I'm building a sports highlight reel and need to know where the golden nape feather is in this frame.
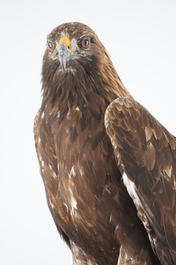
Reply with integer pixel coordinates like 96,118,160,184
34,22,176,265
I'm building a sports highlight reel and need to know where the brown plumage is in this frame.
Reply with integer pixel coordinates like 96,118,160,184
34,22,176,264
105,98,176,264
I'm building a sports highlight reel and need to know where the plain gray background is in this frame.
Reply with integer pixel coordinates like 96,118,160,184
0,0,176,264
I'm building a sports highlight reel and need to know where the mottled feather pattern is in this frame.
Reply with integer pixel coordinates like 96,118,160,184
105,97,176,264
34,22,175,265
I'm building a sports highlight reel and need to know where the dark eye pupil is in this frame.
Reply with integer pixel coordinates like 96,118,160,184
48,42,52,48
84,39,89,46
48,42,54,49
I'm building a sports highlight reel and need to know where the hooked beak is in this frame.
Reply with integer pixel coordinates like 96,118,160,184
59,37,71,71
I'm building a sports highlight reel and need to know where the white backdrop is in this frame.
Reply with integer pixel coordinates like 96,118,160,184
0,0,176,264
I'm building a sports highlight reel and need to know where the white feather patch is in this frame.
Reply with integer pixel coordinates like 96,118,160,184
69,166,76,177
68,186,78,217
49,199,55,209
122,173,142,209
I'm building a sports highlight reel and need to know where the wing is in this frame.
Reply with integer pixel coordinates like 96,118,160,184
105,97,176,264
33,108,70,247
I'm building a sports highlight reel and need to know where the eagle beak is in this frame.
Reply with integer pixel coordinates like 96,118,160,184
59,37,71,71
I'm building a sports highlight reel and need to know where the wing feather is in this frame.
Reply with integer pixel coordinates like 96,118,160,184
105,97,176,263
33,108,71,247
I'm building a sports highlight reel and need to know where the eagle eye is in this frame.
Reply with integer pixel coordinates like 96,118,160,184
47,41,55,50
81,38,91,49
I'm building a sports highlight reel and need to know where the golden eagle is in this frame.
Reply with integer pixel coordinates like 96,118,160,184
34,22,176,265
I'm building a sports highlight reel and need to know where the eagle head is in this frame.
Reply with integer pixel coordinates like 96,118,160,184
41,22,130,109
43,22,105,73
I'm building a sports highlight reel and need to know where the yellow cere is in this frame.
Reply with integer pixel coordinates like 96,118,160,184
59,37,71,53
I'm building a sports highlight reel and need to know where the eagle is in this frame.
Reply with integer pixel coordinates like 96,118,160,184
34,22,176,265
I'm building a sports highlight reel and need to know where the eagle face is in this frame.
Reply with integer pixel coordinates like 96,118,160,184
44,22,103,73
